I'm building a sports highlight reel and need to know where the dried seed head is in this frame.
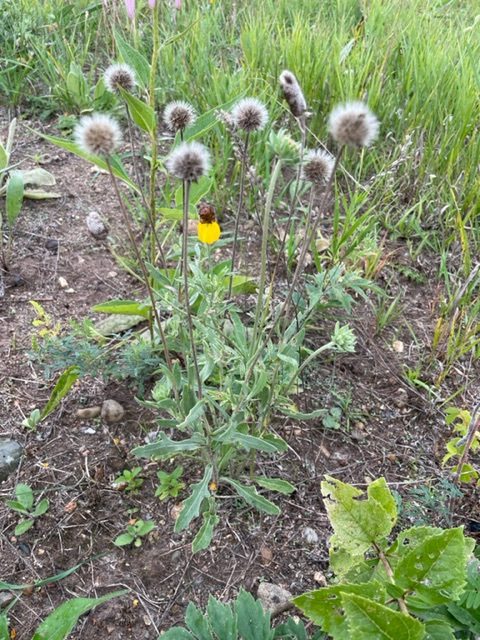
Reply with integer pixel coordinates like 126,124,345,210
166,141,211,182
302,149,335,185
104,63,136,94
74,114,122,157
163,101,196,132
231,98,268,133
279,70,307,118
328,101,379,148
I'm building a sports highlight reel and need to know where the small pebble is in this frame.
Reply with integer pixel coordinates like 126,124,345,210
58,276,69,288
302,527,319,545
392,340,404,353
101,399,125,424
257,582,292,612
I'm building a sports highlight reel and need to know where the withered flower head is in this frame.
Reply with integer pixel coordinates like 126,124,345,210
302,149,335,185
163,101,196,132
74,114,122,157
231,98,268,133
328,101,379,148
104,63,136,94
279,70,307,118
165,141,211,181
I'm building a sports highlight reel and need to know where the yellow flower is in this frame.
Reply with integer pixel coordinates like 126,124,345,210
198,220,221,244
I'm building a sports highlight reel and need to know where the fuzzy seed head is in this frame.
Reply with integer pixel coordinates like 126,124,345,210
302,149,335,185
163,101,196,132
279,70,307,118
166,141,211,182
104,64,136,94
74,114,122,157
231,98,268,133
328,101,379,148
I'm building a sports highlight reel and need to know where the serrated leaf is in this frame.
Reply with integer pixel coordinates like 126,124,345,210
192,508,219,554
159,629,195,640
92,299,151,318
185,602,213,640
119,88,156,134
294,583,385,638
31,591,126,640
394,527,472,605
41,366,79,420
175,466,212,532
133,433,204,460
207,596,237,640
15,519,35,536
255,478,296,495
6,170,24,227
322,477,397,571
342,593,425,640
236,589,274,640
225,479,281,516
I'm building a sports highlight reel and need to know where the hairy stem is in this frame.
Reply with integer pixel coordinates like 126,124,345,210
228,132,250,298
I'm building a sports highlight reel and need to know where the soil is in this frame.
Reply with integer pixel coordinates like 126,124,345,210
1,112,479,639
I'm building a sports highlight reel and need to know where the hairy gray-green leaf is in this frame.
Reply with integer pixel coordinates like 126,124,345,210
6,170,24,227
225,479,281,516
175,466,212,532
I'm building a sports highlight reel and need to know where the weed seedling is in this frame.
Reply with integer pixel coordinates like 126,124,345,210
6,483,49,536
113,467,144,493
155,466,185,501
114,519,155,548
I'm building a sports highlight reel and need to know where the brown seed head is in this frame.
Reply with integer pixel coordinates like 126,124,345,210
74,114,122,157
302,149,335,185
163,101,196,132
104,64,136,94
166,141,211,182
231,98,268,133
279,70,307,118
328,101,379,148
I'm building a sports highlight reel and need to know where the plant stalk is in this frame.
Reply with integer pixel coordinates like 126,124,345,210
228,132,250,298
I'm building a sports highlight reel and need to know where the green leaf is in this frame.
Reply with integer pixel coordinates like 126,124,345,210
14,519,35,536
394,527,472,605
92,299,151,318
321,477,397,571
278,406,327,420
231,432,281,453
119,88,156,134
175,466,213,532
177,399,206,431
0,142,7,172
185,602,213,640
114,31,150,88
236,589,273,640
132,433,204,460
225,479,281,516
16,483,34,510
23,189,61,200
114,533,134,547
294,583,385,638
175,175,213,210
31,130,139,193
342,593,425,640
424,619,456,640
0,558,89,590
255,478,296,495
6,170,24,227
17,168,56,186
32,591,126,640
158,207,184,221
5,500,29,514
41,366,79,420
224,275,257,295
192,508,219,554
207,596,237,640
33,498,49,517
0,614,8,640
136,520,156,536
159,629,195,640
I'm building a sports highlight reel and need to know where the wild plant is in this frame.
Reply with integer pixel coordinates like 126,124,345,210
113,467,144,493
114,518,156,548
155,465,185,501
6,483,49,536
42,2,378,551
443,404,480,485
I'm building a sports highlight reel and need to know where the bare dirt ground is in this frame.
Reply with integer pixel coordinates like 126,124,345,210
1,113,479,639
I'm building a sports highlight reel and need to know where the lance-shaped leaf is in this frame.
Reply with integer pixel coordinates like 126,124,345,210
41,366,79,420
192,500,219,554
175,466,213,532
92,299,151,318
224,479,280,516
132,433,205,460
119,88,156,134
6,171,24,227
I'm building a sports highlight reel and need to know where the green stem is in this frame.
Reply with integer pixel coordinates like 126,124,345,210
228,132,250,298
148,1,161,265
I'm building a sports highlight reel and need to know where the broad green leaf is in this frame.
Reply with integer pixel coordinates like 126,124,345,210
175,175,213,209
182,96,241,142
16,483,34,510
236,589,274,640
41,366,79,420
32,130,139,193
192,508,219,554
177,399,206,431
322,477,397,569
32,591,126,640
231,432,281,453
225,275,257,295
132,433,204,460
159,629,194,640
119,88,156,134
175,466,213,532
114,31,150,88
294,583,385,638
137,520,156,536
33,498,49,517
158,207,183,221
424,619,456,640
0,615,8,640
0,142,7,172
185,602,213,640
113,533,134,547
342,593,425,640
92,299,151,318
225,479,281,516
255,477,296,495
207,596,237,640
15,519,35,536
394,527,473,605
5,500,29,514
17,168,55,186
94,313,146,336
6,170,24,227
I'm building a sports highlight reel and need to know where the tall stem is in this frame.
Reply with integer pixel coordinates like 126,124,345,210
106,159,178,402
182,180,203,400
228,132,250,298
148,1,161,265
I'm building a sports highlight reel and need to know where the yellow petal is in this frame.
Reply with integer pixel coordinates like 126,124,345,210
198,221,221,244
